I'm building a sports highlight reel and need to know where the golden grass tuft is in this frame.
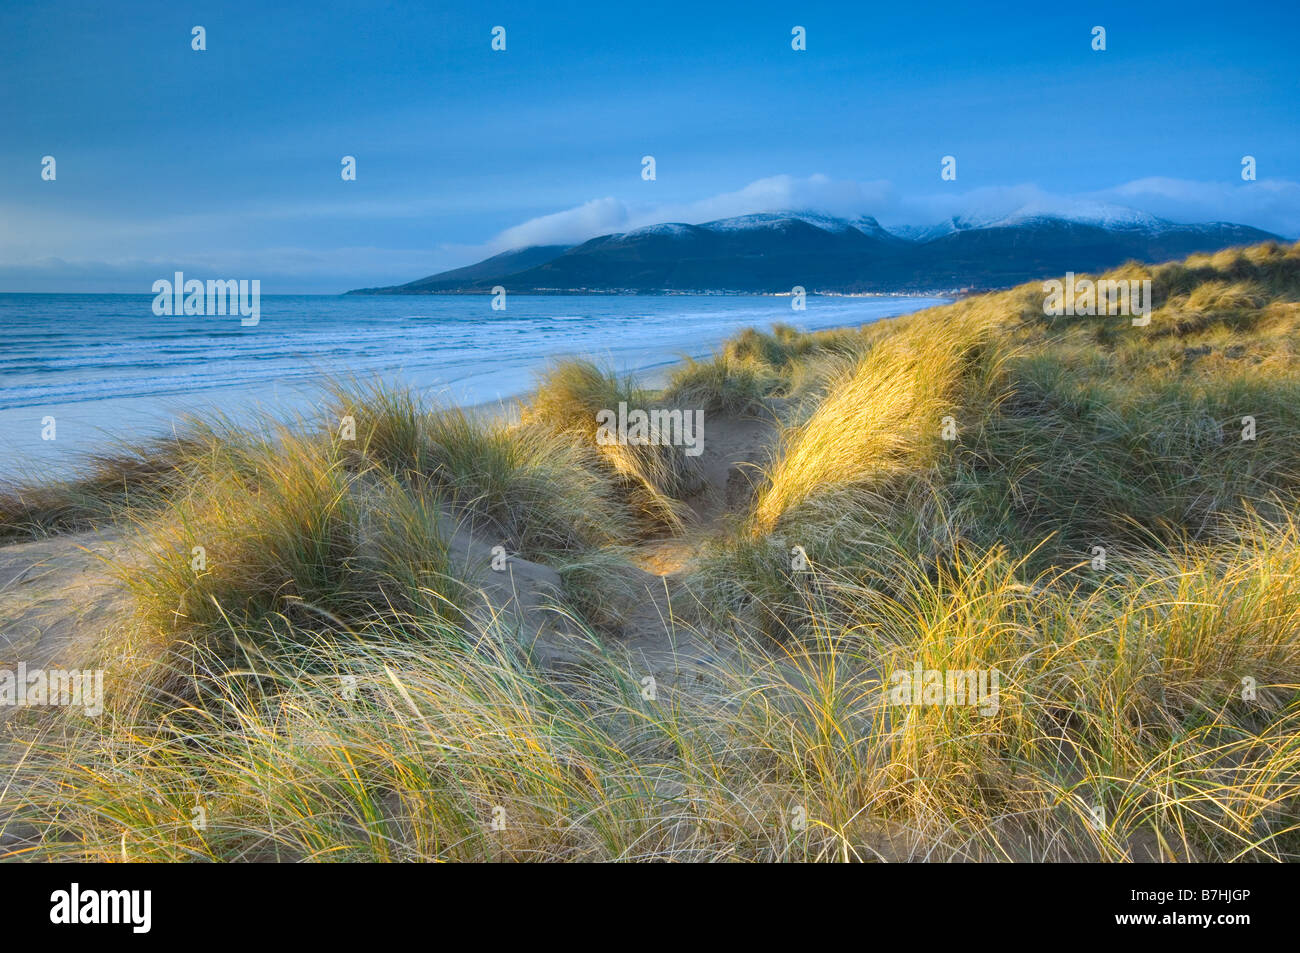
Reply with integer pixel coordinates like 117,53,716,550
523,360,703,530
752,304,1002,533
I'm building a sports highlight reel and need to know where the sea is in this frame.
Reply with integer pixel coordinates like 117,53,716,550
0,293,948,482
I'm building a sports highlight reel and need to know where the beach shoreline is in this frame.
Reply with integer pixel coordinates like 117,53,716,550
0,295,950,485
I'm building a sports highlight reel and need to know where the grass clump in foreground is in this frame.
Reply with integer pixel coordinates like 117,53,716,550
523,359,704,531
3,241,1300,861
663,352,783,416
9,519,1300,861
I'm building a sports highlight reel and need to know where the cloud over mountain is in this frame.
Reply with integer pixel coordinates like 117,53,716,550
478,175,1300,259
4,174,1295,293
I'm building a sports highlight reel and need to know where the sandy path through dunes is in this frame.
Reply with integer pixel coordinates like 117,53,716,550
0,409,782,698
0,528,131,673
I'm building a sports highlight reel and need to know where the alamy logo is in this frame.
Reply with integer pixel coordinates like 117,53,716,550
595,402,704,457
887,663,1000,716
50,883,151,933
1,663,103,716
1042,272,1152,326
152,271,260,326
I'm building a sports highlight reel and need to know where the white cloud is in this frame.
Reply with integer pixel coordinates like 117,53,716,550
481,175,897,253
1098,177,1300,234
491,197,631,249
468,174,1299,257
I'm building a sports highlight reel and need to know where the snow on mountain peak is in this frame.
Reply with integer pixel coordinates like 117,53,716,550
622,222,698,238
702,211,855,232
616,203,1189,245
990,201,1170,232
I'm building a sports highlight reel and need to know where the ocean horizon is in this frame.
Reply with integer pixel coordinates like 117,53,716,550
0,292,948,481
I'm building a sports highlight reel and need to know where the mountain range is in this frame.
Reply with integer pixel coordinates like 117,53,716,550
346,206,1282,296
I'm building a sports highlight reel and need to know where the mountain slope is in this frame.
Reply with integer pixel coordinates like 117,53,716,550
349,244,573,294
347,209,1282,295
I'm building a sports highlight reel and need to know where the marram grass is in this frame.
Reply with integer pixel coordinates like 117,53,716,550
6,523,1299,861
3,241,1300,861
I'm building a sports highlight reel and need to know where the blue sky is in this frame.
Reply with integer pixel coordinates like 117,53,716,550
2,0,1297,292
